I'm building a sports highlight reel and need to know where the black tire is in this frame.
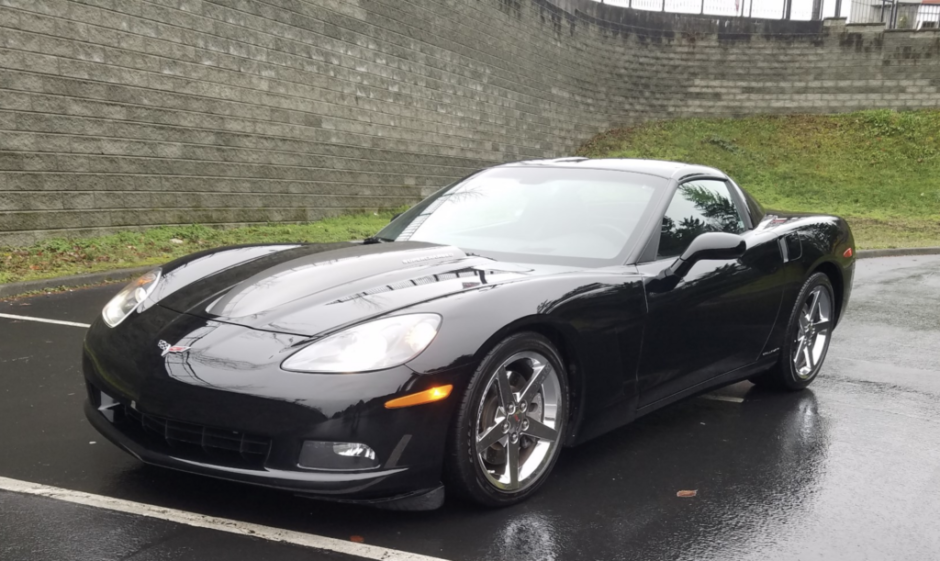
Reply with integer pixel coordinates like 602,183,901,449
751,272,835,391
443,332,569,507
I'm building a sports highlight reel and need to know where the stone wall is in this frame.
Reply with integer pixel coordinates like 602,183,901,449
1,0,938,246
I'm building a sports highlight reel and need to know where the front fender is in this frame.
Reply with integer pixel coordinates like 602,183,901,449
403,270,648,442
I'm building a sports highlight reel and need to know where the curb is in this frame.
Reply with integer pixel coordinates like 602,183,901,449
0,266,152,299
856,247,940,259
2,247,939,300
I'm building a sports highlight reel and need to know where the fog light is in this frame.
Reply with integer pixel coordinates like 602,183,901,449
298,441,379,471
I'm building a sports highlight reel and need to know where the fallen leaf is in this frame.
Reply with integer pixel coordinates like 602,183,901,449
350,535,365,543
677,490,697,498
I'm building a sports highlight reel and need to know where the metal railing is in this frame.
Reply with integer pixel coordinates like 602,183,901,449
848,0,940,29
594,0,940,28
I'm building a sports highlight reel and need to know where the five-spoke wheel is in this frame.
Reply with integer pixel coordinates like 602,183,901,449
474,351,562,492
793,285,832,379
445,333,568,506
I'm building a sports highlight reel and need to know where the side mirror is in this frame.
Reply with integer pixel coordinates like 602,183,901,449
659,232,747,284
648,232,746,293
668,232,746,279
680,231,746,263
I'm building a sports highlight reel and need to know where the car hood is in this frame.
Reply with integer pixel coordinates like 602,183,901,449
154,241,557,337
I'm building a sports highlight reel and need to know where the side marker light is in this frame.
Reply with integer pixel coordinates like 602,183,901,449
385,385,453,409
843,248,853,258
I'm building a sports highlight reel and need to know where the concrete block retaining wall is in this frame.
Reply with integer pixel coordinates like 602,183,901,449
0,0,937,245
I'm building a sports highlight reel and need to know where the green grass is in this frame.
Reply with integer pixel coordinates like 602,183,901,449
577,109,940,250
0,209,406,285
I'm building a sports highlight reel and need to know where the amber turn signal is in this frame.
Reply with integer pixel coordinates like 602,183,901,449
385,385,453,409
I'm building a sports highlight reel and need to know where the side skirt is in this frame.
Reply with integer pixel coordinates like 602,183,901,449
635,357,777,418
566,357,777,447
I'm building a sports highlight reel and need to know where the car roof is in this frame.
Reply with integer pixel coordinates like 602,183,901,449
500,157,727,181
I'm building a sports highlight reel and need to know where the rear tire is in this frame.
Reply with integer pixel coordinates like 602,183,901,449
751,272,835,391
443,332,568,507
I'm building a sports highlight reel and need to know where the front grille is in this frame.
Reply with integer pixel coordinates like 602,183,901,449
121,405,271,463
92,384,272,469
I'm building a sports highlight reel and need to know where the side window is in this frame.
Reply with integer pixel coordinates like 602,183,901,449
658,180,746,259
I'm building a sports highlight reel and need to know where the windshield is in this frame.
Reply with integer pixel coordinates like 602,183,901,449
375,166,666,267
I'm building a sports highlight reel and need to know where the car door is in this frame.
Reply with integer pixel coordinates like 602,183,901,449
634,178,785,407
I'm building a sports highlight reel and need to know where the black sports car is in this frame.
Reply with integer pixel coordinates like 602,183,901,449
83,158,855,510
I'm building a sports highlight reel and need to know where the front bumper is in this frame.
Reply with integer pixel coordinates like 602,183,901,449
84,398,416,496
82,306,465,508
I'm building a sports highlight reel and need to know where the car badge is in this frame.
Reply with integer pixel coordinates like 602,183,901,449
158,340,191,356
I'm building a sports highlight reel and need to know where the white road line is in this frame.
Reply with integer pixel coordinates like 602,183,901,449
699,394,745,404
0,313,91,328
0,476,447,561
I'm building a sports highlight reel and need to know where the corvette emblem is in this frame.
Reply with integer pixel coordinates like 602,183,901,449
158,340,190,357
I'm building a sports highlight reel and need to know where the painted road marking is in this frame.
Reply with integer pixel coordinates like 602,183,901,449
0,313,91,329
0,476,447,561
699,394,745,404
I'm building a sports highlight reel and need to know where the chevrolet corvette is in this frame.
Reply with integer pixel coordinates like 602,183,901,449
82,158,855,510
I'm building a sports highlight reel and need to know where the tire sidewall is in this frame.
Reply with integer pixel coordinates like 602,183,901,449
446,332,569,507
779,273,835,390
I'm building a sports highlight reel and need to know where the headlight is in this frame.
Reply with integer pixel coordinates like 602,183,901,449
282,314,441,373
102,269,161,327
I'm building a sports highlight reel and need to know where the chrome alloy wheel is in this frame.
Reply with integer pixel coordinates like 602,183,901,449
792,286,832,379
474,351,563,492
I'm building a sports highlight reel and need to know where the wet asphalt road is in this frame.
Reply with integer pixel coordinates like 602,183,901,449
1,255,939,561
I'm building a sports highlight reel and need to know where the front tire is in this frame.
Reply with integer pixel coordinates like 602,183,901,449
752,272,835,391
444,332,568,507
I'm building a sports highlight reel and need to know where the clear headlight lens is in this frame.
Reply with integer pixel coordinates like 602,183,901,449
282,314,441,373
102,269,161,327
